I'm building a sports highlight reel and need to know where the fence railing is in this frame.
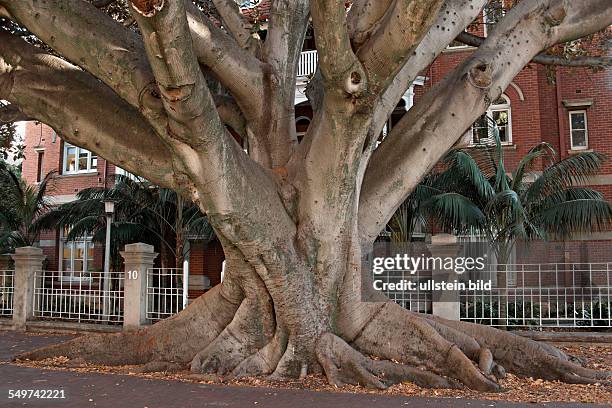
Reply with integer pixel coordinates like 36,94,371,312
33,271,124,324
0,270,14,318
460,263,612,327
146,268,187,323
297,50,318,79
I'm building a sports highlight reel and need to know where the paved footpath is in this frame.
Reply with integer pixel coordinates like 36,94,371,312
0,331,606,408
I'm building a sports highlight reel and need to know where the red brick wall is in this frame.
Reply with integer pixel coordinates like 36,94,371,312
188,239,224,298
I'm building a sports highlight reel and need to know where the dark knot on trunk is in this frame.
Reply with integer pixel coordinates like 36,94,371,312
467,61,494,90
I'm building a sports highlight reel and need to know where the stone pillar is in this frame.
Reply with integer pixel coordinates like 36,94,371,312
428,234,462,321
11,247,46,330
120,243,157,330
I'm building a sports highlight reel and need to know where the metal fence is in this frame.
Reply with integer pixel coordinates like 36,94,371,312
33,271,124,324
146,268,188,323
376,268,432,313
460,263,612,327
0,270,14,318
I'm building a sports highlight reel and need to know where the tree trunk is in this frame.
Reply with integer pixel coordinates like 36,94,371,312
4,0,611,392
16,165,610,389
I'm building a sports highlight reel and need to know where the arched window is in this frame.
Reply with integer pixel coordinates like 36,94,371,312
472,94,512,144
295,116,312,142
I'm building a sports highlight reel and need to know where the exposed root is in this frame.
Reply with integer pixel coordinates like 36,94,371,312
422,314,611,384
230,327,288,378
269,340,313,381
190,294,274,375
352,302,501,391
15,285,240,366
316,332,458,389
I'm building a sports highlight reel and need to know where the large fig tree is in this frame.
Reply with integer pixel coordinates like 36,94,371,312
1,0,611,390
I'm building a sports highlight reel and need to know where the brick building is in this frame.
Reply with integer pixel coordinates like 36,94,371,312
20,121,225,299
17,5,611,298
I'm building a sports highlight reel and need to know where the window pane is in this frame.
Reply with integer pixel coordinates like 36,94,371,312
78,149,89,171
493,110,509,142
74,243,85,260
497,125,508,142
572,130,587,148
63,260,72,272
73,260,84,272
65,146,77,172
571,113,585,130
472,115,489,144
91,155,98,170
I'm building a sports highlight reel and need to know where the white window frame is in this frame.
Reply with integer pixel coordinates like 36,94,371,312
59,228,94,282
470,94,512,145
62,143,98,175
447,40,470,50
569,110,589,150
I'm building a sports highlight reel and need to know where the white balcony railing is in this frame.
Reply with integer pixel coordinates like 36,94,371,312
297,50,318,79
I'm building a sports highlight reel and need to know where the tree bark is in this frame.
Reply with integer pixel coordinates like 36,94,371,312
4,0,612,391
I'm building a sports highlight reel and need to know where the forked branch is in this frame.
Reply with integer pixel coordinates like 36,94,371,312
129,0,225,147
211,0,255,49
359,0,612,245
0,32,176,188
357,0,444,93
310,0,367,96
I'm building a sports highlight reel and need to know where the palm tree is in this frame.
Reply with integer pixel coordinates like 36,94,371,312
36,175,215,270
0,160,54,253
391,130,612,264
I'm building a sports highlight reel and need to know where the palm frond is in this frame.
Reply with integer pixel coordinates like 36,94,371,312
421,192,485,233
512,142,556,191
534,199,612,239
526,152,605,203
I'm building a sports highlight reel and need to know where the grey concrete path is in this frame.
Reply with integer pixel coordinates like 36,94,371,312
0,330,606,408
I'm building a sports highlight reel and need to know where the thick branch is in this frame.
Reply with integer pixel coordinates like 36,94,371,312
211,0,254,49
0,104,31,124
359,0,612,244
347,0,395,48
369,0,488,147
259,0,310,167
129,1,298,261
184,1,266,123
357,0,444,93
457,31,612,68
310,0,367,96
129,0,224,148
1,0,163,122
0,32,176,188
213,94,247,137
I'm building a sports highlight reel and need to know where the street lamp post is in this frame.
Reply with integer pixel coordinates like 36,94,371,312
103,199,115,318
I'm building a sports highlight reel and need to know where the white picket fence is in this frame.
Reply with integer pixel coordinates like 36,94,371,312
0,270,14,318
32,270,124,324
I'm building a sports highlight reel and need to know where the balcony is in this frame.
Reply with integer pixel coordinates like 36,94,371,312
297,50,318,80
